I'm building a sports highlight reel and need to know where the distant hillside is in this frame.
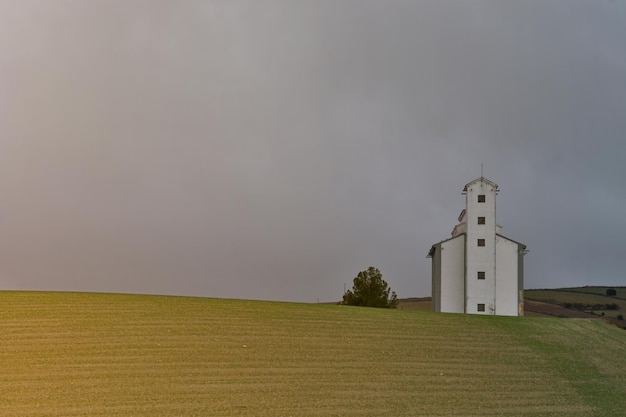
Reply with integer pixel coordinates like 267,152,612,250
1,290,625,416
525,286,626,326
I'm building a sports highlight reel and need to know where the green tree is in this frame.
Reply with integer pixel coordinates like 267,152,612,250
342,267,398,308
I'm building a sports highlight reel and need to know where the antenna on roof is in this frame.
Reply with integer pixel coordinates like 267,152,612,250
481,162,484,177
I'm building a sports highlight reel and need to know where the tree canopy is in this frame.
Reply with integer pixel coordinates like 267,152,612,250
342,267,398,308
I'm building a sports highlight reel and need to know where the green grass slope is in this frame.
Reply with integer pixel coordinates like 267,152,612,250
1,291,625,417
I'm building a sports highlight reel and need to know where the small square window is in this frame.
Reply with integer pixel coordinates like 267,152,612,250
478,195,485,203
477,271,485,280
477,304,485,312
478,217,485,225
477,239,485,247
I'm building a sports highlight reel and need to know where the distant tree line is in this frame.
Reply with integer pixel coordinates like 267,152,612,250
561,302,619,311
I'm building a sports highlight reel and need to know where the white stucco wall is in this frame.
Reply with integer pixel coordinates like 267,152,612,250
465,178,497,314
439,235,465,313
495,236,520,316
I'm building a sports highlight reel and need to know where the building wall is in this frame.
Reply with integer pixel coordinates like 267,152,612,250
464,178,497,314
517,243,525,316
495,236,520,316
431,243,442,312
438,235,465,313
429,176,525,316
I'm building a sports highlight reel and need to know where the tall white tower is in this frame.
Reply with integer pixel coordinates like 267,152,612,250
464,177,498,314
428,177,526,316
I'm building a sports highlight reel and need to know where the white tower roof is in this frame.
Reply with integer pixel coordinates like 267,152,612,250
462,176,499,192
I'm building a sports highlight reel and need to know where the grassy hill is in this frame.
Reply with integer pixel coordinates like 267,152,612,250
1,291,625,416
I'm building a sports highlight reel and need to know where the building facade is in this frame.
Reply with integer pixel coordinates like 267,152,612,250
428,177,527,316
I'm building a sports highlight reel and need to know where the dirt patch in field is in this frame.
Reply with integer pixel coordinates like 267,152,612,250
605,317,626,330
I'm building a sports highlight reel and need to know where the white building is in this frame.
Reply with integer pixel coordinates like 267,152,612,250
428,177,527,316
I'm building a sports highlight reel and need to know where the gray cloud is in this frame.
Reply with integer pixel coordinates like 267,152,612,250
1,0,624,301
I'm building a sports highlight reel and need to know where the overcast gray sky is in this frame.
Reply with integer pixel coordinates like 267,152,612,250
1,0,625,302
